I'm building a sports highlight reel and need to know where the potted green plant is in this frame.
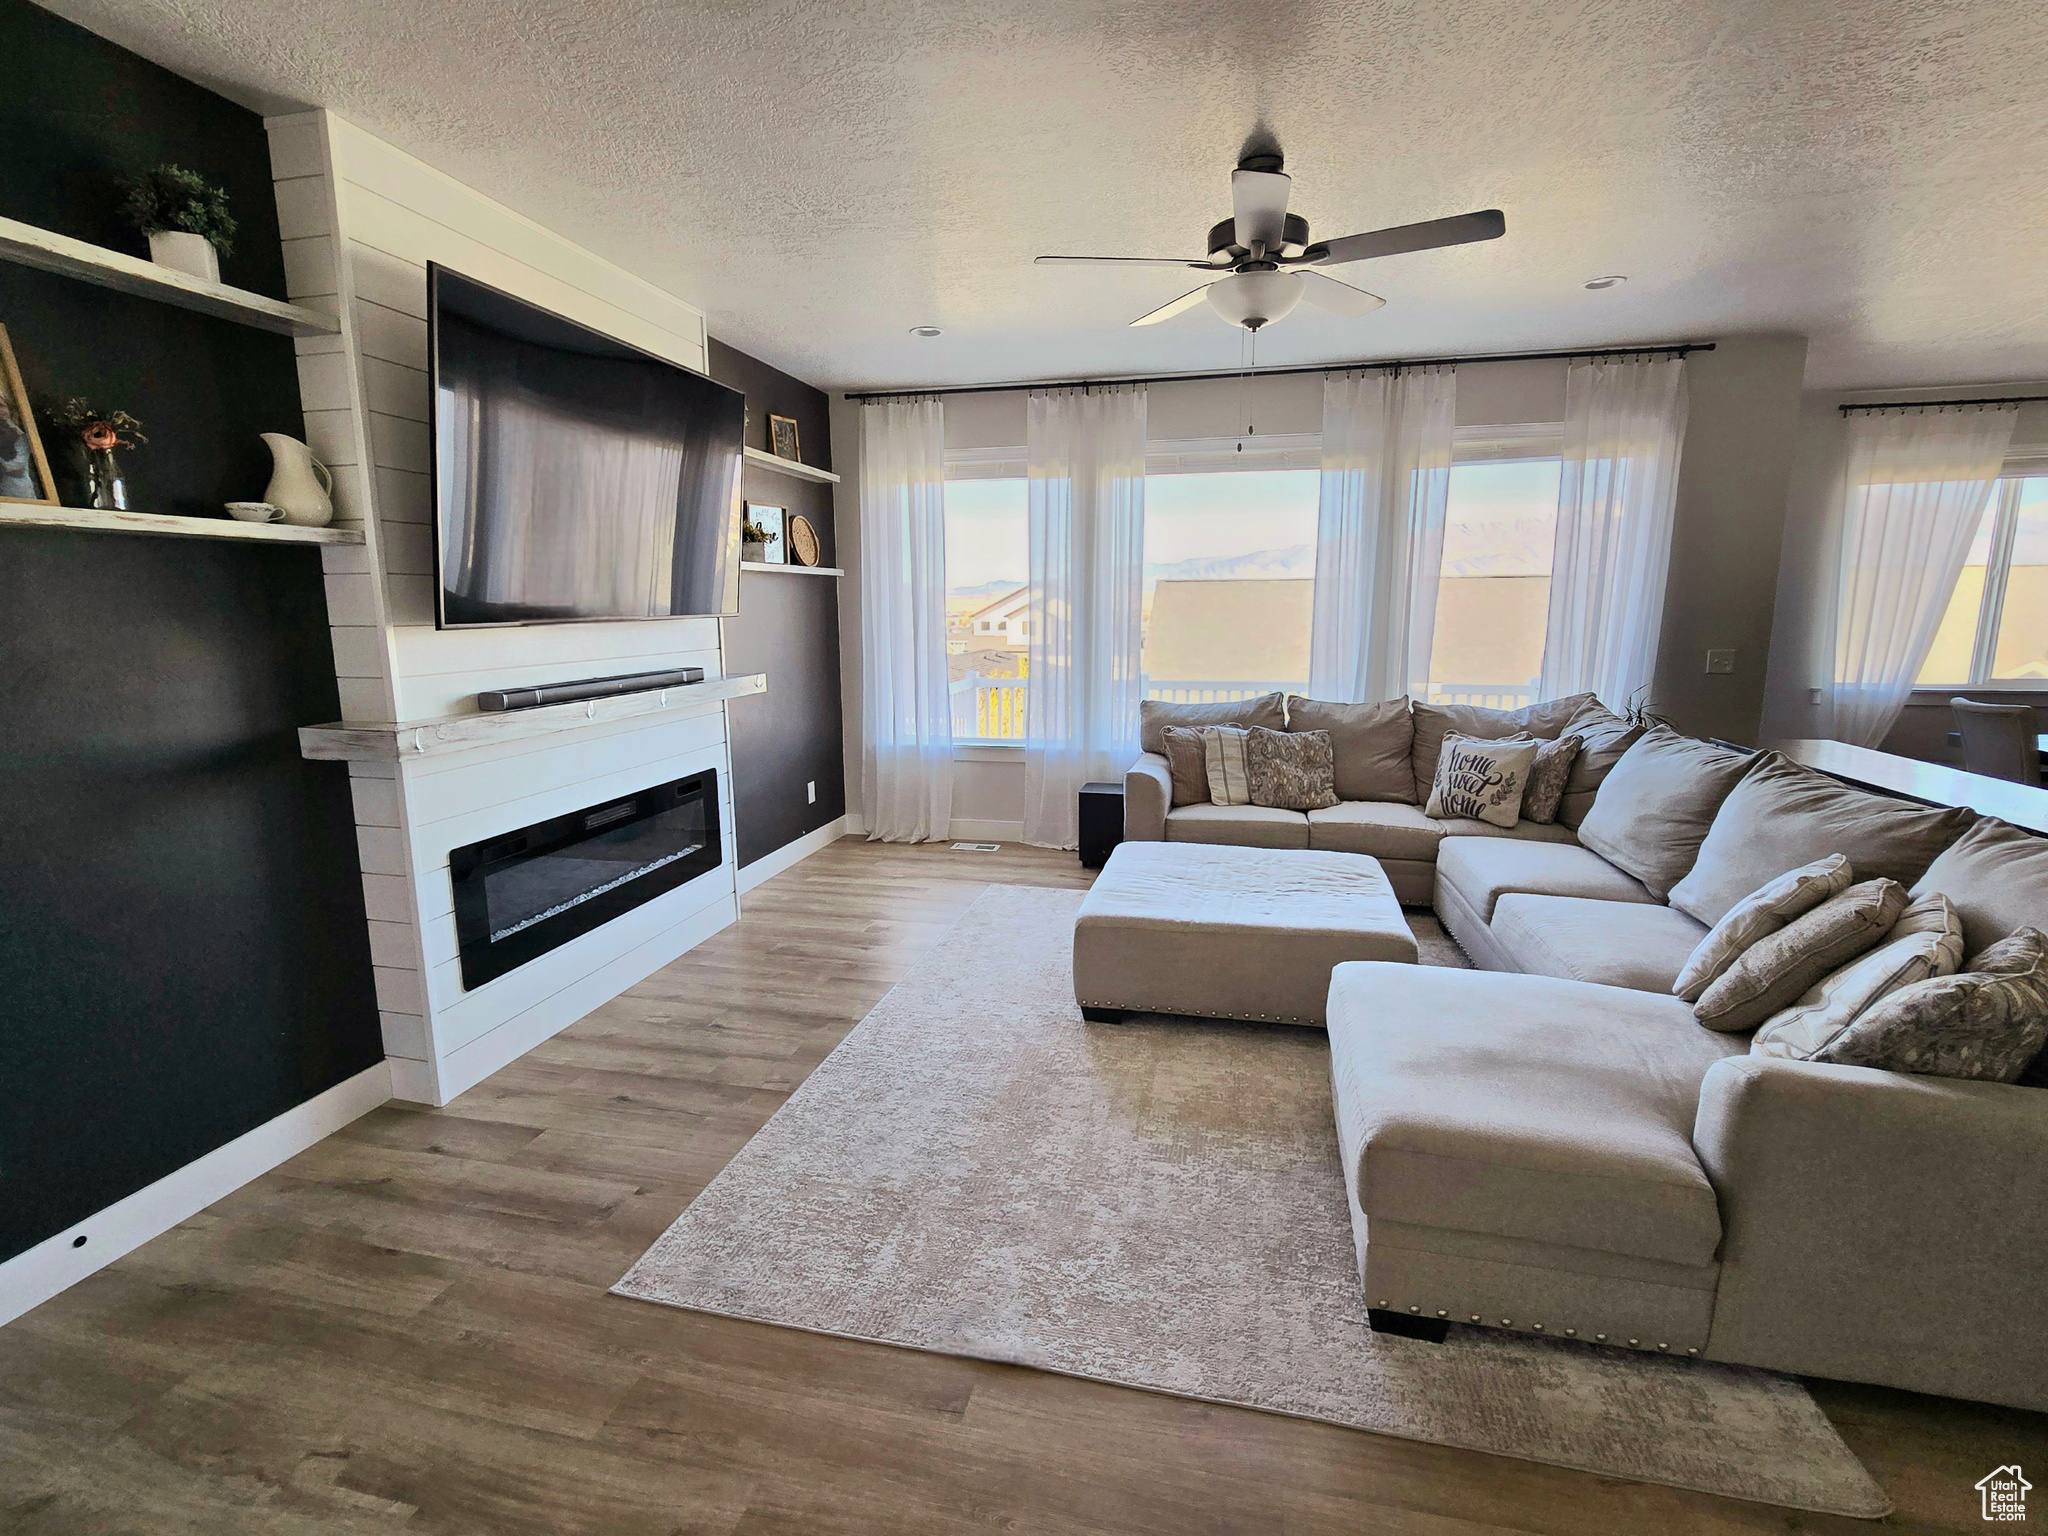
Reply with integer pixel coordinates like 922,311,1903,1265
49,399,146,510
741,514,779,563
118,165,237,283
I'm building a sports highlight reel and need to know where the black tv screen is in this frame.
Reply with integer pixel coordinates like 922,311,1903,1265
429,264,744,627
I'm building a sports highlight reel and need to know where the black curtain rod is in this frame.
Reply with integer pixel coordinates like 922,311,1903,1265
843,341,1715,403
1840,394,2048,414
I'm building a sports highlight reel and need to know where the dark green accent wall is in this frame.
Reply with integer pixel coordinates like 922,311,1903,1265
0,0,382,1265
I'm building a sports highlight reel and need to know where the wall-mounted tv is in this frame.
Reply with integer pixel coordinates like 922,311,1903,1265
429,263,744,627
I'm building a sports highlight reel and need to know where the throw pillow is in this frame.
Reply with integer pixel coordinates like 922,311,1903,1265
1158,726,1211,808
1521,735,1583,825
1408,693,1593,806
1576,726,1757,901
1816,928,2048,1081
1140,693,1286,756
1283,696,1415,803
1693,877,1908,1033
1672,854,1854,1003
1245,726,1339,811
1667,752,1974,927
1751,894,1965,1060
1909,815,2048,958
1424,733,1540,829
1554,698,1648,829
1200,726,1253,807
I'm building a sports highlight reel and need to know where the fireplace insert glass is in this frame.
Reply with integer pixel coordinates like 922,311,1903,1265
450,771,720,990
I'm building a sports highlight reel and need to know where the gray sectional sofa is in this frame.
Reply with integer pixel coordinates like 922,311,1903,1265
1120,691,2048,1411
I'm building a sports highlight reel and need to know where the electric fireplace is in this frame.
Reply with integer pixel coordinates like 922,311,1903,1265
450,770,721,990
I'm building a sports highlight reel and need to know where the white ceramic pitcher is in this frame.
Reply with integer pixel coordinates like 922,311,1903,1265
261,433,334,528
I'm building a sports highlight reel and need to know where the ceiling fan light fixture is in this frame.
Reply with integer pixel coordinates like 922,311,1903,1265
909,324,945,337
1206,270,1304,330
1583,275,1627,290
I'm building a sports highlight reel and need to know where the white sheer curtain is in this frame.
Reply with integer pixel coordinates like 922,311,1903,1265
1308,366,1457,703
1023,385,1147,849
1827,405,2017,747
858,396,954,841
1540,355,1690,711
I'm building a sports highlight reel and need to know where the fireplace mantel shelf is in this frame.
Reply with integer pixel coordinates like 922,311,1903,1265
298,673,768,762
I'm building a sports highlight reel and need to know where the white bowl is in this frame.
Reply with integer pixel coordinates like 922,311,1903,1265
225,501,285,523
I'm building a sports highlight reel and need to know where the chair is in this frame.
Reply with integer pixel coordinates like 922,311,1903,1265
1951,697,2042,785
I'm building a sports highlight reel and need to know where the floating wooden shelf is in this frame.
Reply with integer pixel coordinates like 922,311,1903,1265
743,446,840,484
740,561,843,576
0,503,364,545
299,673,769,762
0,215,340,338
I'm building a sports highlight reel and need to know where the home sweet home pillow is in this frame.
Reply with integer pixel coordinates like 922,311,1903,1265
1424,733,1539,829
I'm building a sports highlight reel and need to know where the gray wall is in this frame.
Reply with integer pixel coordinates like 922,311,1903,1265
1650,335,1809,744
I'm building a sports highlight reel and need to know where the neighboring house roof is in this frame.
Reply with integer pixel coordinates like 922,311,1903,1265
1144,578,1312,683
968,586,1030,623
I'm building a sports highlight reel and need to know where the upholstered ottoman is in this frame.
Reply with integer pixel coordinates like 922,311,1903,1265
1072,841,1417,1026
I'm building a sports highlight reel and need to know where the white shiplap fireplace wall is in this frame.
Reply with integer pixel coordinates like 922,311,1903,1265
269,110,742,1106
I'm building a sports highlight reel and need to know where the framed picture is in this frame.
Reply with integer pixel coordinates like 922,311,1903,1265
743,501,787,564
0,325,57,506
768,413,801,463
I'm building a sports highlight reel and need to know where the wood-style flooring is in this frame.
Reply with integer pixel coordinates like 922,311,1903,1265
3,837,2042,1534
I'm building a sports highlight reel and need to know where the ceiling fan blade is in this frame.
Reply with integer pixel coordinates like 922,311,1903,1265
1129,282,1220,327
1035,254,1210,267
1231,169,1292,251
1299,209,1506,267
1297,270,1386,317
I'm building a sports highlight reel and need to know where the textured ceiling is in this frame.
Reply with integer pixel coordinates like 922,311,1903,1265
42,0,2048,391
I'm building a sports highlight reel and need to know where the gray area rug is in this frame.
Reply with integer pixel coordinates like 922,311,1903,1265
616,884,1889,1518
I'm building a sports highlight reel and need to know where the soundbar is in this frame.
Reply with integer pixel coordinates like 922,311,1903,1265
477,666,706,713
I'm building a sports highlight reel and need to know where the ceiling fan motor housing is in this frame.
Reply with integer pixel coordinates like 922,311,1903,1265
1208,213,1309,262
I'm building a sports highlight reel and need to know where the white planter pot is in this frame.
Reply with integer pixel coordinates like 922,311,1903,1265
148,231,220,284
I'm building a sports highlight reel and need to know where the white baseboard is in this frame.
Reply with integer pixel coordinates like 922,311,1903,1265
949,818,1026,842
835,813,1030,845
0,1061,392,1328
737,815,849,894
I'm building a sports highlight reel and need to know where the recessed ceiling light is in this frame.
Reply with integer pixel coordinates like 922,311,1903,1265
1583,275,1627,290
910,325,944,338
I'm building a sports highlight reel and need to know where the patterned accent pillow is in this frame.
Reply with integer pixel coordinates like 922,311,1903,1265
1159,726,1211,808
1424,733,1540,829
1245,726,1339,811
1694,878,1908,1033
1751,894,1965,1060
1817,928,2048,1081
1673,854,1855,1003
1200,725,1252,807
1521,734,1584,825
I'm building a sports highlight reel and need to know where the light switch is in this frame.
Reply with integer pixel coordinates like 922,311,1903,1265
806,780,817,804
1705,648,1737,675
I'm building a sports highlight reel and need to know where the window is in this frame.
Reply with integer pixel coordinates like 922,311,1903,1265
943,477,1028,741
1142,467,1320,703
1915,472,2048,686
1428,449,1563,709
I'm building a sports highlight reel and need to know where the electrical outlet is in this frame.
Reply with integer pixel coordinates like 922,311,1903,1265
806,780,816,804
1705,648,1737,675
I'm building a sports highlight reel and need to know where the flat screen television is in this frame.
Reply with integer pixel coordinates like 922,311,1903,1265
429,263,744,627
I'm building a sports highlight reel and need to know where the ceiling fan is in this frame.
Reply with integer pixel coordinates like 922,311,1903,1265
1035,150,1505,331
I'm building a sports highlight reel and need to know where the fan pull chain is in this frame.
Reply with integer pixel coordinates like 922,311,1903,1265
1235,327,1259,451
